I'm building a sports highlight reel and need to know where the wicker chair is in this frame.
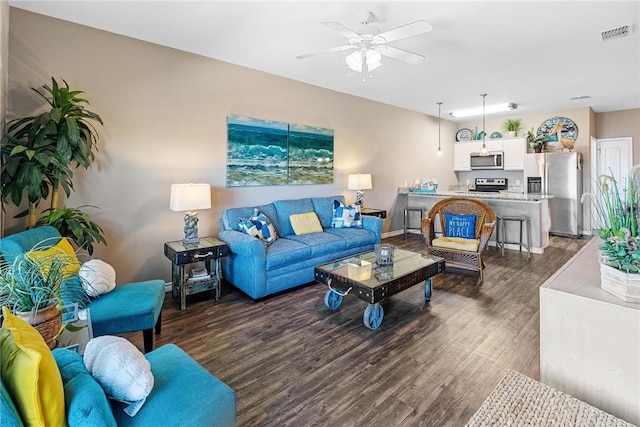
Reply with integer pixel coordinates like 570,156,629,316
421,197,496,282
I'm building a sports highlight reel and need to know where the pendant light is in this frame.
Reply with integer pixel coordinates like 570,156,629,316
436,102,443,157
480,93,488,155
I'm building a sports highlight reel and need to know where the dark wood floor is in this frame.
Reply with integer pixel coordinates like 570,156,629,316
123,234,589,426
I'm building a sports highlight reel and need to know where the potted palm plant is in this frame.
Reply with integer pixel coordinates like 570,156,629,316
502,118,522,137
0,240,87,348
582,167,640,302
1,77,106,254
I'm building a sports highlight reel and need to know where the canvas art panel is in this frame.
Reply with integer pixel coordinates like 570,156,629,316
227,115,334,187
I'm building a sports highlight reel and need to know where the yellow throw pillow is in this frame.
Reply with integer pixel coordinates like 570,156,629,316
432,236,480,252
0,306,67,427
26,238,81,278
290,212,323,235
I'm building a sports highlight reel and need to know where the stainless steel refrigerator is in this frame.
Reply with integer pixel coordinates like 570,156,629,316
524,152,583,237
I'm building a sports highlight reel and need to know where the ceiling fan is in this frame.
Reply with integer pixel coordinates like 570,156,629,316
297,12,433,80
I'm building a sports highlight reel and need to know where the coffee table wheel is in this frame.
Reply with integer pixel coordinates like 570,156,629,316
324,288,343,311
363,303,384,330
425,278,432,302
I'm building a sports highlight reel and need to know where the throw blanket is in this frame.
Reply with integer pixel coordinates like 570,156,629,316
79,259,116,297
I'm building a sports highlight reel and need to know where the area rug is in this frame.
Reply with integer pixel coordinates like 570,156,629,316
466,370,636,427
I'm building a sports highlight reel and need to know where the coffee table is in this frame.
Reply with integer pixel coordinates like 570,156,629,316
314,249,445,330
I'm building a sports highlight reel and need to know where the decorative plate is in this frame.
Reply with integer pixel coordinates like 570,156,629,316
476,131,486,140
490,132,502,139
536,116,578,149
456,128,473,142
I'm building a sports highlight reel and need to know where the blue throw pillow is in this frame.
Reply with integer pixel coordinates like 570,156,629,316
331,200,362,228
444,213,476,239
238,209,278,245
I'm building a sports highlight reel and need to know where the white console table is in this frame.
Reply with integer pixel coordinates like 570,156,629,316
540,237,640,426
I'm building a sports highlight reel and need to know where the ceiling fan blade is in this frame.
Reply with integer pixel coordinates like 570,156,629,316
379,45,424,64
296,45,353,60
377,20,433,43
321,21,361,39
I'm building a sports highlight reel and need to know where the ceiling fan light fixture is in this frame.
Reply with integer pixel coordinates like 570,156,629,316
345,48,382,73
449,102,517,118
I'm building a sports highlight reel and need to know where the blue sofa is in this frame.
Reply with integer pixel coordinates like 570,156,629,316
219,195,383,299
0,344,236,426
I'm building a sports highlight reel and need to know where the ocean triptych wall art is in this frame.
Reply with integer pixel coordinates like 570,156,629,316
226,115,334,187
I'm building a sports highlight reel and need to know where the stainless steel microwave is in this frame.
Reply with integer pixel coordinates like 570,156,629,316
470,151,504,170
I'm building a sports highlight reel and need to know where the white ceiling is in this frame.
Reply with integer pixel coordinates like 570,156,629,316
9,1,640,120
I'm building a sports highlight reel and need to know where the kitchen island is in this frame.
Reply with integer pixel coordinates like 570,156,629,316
406,190,552,254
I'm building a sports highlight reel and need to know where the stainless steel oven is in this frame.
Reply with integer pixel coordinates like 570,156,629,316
470,152,503,170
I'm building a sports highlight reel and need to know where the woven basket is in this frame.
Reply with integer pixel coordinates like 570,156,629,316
16,304,63,349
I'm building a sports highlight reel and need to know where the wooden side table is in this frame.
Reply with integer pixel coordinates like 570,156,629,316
164,237,228,310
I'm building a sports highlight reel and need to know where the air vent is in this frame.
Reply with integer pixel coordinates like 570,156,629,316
600,23,634,41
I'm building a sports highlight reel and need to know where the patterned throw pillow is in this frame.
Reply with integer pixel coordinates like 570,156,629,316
331,200,362,228
238,209,278,245
444,213,477,239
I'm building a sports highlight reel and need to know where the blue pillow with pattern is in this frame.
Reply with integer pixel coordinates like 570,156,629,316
238,209,278,245
444,213,476,239
331,200,362,228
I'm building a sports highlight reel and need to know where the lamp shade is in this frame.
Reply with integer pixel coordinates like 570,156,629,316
169,183,211,212
347,174,372,191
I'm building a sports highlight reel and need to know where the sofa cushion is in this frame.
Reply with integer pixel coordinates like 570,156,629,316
290,212,323,235
324,227,377,250
284,232,346,257
445,213,476,239
331,200,362,228
264,238,311,270
0,307,66,427
433,236,480,252
312,196,345,228
52,349,117,427
84,336,154,417
222,203,278,234
274,198,315,236
238,209,278,245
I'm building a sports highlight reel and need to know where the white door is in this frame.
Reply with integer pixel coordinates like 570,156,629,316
589,136,633,231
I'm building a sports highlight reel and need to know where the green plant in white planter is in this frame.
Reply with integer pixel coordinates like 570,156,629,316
502,118,522,137
582,166,640,302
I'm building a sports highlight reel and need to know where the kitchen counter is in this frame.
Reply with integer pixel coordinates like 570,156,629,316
408,190,553,202
404,191,551,253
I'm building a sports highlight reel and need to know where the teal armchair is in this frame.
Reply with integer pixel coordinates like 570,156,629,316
0,226,165,353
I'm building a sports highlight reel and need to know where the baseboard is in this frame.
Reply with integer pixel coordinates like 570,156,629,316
164,282,172,293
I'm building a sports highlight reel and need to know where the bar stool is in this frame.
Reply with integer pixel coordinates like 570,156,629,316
404,207,425,239
496,215,531,259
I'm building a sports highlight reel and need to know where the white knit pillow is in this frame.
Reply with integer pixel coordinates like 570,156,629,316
79,259,116,297
84,336,154,416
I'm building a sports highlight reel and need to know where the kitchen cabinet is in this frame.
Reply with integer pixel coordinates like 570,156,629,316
453,142,472,171
453,140,503,171
502,137,526,170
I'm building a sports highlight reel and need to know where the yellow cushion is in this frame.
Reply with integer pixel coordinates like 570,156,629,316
26,238,80,278
432,236,480,252
0,306,67,426
290,212,323,235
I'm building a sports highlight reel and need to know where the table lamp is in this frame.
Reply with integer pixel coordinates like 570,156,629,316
348,173,372,207
170,183,211,245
